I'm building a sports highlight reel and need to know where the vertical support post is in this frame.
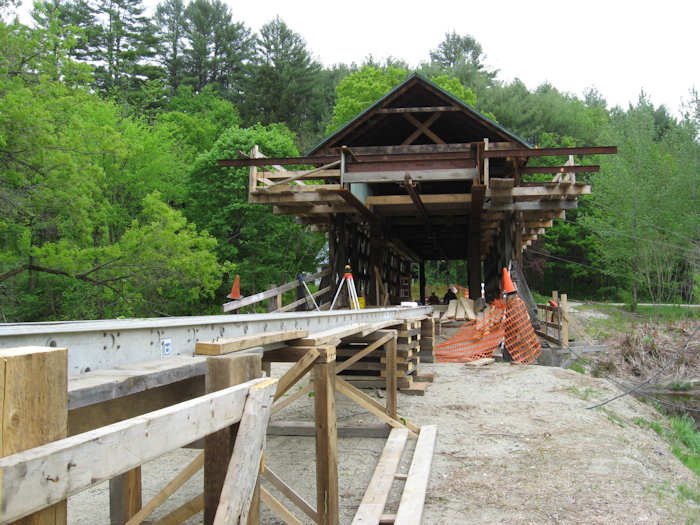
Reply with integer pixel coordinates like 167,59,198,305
385,333,398,419
340,150,345,187
514,214,522,263
204,353,262,525
483,138,490,187
267,284,281,312
0,346,68,525
248,144,259,203
551,290,559,340
314,346,339,525
110,468,142,525
295,279,307,312
560,293,569,348
419,261,426,304
469,185,485,300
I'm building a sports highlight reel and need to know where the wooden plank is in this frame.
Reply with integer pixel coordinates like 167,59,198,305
351,429,409,525
344,169,476,183
268,160,341,187
0,346,68,525
205,354,261,525
126,453,204,525
196,330,309,356
366,194,471,206
385,336,398,420
482,146,617,158
277,286,331,313
444,300,457,319
213,378,277,525
262,467,317,522
153,493,204,525
377,106,459,113
315,357,339,525
0,378,268,523
290,323,368,346
260,486,304,525
274,348,320,400
267,422,390,438
335,378,419,436
110,467,142,525
394,425,437,525
335,333,394,374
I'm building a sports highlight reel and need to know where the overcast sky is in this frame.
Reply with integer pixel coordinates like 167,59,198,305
230,0,699,116
18,0,699,116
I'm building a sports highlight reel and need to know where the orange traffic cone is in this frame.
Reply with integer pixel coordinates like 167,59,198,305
502,268,517,294
227,275,241,300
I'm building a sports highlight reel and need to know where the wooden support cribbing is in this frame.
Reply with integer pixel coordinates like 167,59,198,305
560,294,569,348
0,346,68,525
314,346,339,525
110,467,142,525
385,333,398,420
469,185,485,300
204,353,262,525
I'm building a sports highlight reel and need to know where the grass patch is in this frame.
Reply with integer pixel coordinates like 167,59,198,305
636,414,700,476
568,386,598,401
678,483,700,504
568,360,586,374
636,305,700,322
669,382,693,392
604,409,626,428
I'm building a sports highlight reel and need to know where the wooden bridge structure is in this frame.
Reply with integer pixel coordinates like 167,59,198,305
221,74,616,305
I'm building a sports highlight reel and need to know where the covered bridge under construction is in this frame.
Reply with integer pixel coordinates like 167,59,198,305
221,74,616,305
0,75,618,525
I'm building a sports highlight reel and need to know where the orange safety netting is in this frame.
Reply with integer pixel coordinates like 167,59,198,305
435,299,506,362
504,295,542,364
435,294,542,364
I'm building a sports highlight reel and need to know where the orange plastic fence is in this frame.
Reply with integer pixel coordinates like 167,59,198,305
504,295,542,364
435,299,505,362
436,295,542,364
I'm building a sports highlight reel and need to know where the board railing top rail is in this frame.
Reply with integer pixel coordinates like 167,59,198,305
0,377,276,523
223,268,330,313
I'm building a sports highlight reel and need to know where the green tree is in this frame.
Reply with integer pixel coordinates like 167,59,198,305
185,124,325,295
183,0,254,94
154,0,187,92
241,17,322,140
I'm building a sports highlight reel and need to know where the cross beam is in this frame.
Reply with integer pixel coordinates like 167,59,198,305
402,113,444,145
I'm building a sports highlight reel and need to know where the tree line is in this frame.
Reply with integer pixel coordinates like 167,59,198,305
0,0,697,322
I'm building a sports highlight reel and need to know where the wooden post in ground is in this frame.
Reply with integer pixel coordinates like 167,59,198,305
552,290,559,341
560,294,569,348
469,185,485,300
384,333,398,419
419,261,426,304
0,346,68,524
314,346,339,525
204,353,262,525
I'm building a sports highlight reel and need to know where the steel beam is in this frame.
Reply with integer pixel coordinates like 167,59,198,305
0,307,431,376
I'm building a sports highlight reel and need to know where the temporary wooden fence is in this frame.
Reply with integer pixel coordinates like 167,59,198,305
223,268,331,313
535,291,569,347
0,346,277,524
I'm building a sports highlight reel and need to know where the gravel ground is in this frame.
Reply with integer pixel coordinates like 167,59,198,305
69,357,698,524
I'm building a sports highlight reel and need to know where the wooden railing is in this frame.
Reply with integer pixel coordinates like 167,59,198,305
0,345,277,524
535,291,569,347
223,268,331,313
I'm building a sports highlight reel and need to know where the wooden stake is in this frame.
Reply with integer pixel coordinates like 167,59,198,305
385,334,398,420
204,353,261,525
314,348,339,525
560,294,569,348
0,346,68,525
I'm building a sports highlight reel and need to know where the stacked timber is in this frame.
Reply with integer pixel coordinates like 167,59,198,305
418,317,435,363
336,319,431,395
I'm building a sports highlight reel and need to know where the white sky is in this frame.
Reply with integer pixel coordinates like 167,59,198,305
18,0,700,116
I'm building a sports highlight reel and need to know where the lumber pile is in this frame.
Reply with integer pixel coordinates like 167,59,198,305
418,317,435,363
440,297,476,322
